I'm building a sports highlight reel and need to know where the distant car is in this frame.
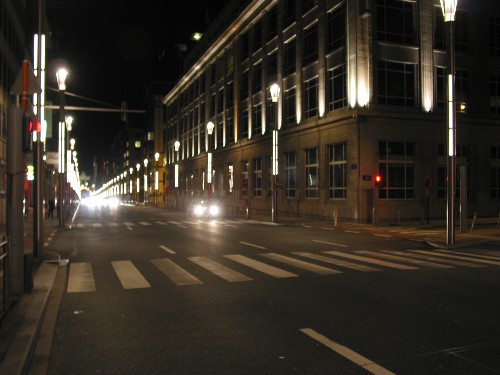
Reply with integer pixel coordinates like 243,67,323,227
189,200,221,219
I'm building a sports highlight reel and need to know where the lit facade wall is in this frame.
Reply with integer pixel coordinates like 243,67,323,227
162,0,500,223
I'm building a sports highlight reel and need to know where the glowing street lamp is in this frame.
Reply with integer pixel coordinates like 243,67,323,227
440,0,458,245
154,152,160,206
174,140,180,189
270,83,280,223
56,68,68,227
206,121,215,199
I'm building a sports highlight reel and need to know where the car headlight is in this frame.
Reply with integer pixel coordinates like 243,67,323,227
194,204,205,216
208,205,219,216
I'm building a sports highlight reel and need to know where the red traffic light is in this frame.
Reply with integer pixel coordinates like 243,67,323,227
374,174,382,184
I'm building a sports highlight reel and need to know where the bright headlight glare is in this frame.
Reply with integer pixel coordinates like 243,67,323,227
209,205,219,216
194,205,204,216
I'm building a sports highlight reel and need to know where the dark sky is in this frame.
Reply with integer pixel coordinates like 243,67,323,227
46,0,229,178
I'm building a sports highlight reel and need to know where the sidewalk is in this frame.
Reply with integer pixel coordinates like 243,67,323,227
0,214,499,374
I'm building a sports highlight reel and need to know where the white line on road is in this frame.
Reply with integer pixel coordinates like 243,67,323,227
111,260,151,289
138,221,152,226
159,245,176,255
67,263,96,293
239,241,267,250
324,251,418,270
151,258,203,285
373,234,392,238
188,257,252,282
313,239,348,248
224,255,298,278
126,226,133,231
344,230,360,233
260,253,341,275
300,328,396,375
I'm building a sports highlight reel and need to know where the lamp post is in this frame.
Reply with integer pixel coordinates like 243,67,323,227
270,83,280,223
174,140,180,209
155,152,159,207
441,0,458,246
129,167,133,203
206,121,215,200
56,68,67,227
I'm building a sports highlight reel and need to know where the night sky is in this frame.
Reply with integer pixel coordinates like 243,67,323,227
46,0,229,179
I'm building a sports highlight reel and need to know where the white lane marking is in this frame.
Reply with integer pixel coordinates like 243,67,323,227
138,221,152,226
382,250,485,268
159,245,176,255
260,253,341,275
239,241,267,250
168,221,188,228
321,227,335,231
111,260,151,289
67,262,96,293
437,250,500,261
225,224,238,228
344,230,360,234
151,258,203,285
154,221,168,225
92,223,102,228
300,328,396,375
313,239,348,248
123,222,135,226
412,250,500,266
323,251,418,270
224,255,298,278
107,222,119,227
126,226,133,231
357,251,453,269
188,257,252,282
293,252,381,272
373,234,392,238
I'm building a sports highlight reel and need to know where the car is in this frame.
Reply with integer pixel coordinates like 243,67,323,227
189,200,221,219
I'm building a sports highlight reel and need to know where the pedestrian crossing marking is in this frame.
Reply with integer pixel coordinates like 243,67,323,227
159,245,176,255
224,255,298,278
188,257,252,282
151,258,203,285
412,250,500,266
293,252,381,272
168,221,188,228
154,221,168,225
323,251,418,270
313,239,348,248
123,222,135,226
383,250,485,267
260,253,341,275
92,223,102,228
437,250,500,261
111,260,151,289
357,251,453,269
67,262,96,293
107,222,119,227
138,221,152,226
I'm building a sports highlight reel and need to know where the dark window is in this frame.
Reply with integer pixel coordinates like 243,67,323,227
489,16,500,56
253,102,262,136
378,141,414,199
377,0,415,45
284,87,296,127
253,158,262,196
304,77,318,119
268,52,278,84
304,23,319,66
284,38,296,77
327,3,346,53
490,74,500,114
328,64,347,111
284,0,296,27
328,142,347,199
240,33,249,61
434,10,469,52
268,6,277,40
241,70,249,99
253,62,262,93
305,148,319,198
302,0,318,15
378,61,415,107
491,146,500,198
253,21,262,52
240,110,249,139
285,152,297,198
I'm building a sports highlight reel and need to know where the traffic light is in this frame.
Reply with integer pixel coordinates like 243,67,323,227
374,174,382,185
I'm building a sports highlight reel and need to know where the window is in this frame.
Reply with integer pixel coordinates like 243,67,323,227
304,77,318,119
284,0,296,28
240,109,249,139
377,0,415,45
253,62,262,92
305,148,319,198
268,51,278,84
489,16,500,56
284,38,296,77
217,113,223,148
328,64,347,111
284,87,296,127
490,75,500,114
378,141,414,199
304,22,319,66
328,143,347,199
240,33,249,61
437,144,475,200
327,3,346,53
285,152,297,198
241,70,249,99
242,161,249,197
302,0,318,15
437,67,469,112
378,61,415,107
253,102,262,136
253,158,263,197
226,113,234,144
491,146,500,199
267,6,277,40
435,10,469,52
253,21,262,52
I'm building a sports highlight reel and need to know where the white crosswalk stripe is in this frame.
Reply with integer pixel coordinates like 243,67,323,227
64,249,500,293
138,221,152,226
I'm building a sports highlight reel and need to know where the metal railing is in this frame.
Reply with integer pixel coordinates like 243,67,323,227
0,237,8,319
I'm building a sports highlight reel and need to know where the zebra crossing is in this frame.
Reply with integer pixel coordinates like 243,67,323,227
65,249,500,293
74,219,244,229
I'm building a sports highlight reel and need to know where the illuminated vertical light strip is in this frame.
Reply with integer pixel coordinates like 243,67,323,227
136,177,140,193
155,171,159,191
33,34,46,141
448,74,455,157
272,130,278,175
207,153,213,183
174,164,179,188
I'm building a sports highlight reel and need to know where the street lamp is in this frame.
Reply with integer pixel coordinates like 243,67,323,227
441,0,458,245
270,83,280,223
136,163,140,204
56,68,68,227
206,121,215,200
174,140,180,209
129,167,133,203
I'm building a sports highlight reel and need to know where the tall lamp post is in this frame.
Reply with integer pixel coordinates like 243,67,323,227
441,0,458,246
144,158,148,204
129,167,134,203
154,152,159,207
270,83,280,223
136,163,140,204
56,68,67,227
206,121,215,200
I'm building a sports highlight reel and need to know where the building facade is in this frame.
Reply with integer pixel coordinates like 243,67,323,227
162,0,500,223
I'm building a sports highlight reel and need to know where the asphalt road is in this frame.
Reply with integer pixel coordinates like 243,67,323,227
43,204,500,374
